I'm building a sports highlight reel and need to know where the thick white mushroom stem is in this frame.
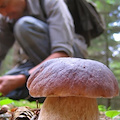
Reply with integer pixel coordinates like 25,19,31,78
38,96,99,120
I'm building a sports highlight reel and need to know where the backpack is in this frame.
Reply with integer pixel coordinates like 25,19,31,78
40,0,105,46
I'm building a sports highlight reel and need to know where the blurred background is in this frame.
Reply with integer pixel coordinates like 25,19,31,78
0,0,120,109
88,0,120,110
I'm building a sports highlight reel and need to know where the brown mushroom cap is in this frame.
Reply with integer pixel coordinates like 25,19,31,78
27,58,119,98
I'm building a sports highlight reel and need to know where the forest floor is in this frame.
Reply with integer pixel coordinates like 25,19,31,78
99,112,120,120
0,107,120,120
0,103,120,120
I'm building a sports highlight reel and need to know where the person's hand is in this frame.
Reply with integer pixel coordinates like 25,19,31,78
0,75,26,96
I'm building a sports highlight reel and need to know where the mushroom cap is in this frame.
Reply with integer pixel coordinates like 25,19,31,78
27,58,119,98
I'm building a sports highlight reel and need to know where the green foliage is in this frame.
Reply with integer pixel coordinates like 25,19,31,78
0,98,14,106
0,93,2,96
105,110,120,119
106,0,116,5
13,99,38,108
98,105,120,119
105,0,120,5
98,105,107,112
0,97,39,109
98,105,111,112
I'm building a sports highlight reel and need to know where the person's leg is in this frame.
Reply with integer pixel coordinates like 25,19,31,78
14,16,51,65
4,17,49,102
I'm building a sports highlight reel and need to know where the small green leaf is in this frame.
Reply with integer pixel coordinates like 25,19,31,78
0,93,2,96
98,105,107,112
107,106,111,111
0,98,14,105
105,110,120,118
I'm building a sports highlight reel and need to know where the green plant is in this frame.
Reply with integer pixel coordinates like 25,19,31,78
0,97,41,109
98,105,111,112
98,105,120,119
0,98,14,106
105,110,120,119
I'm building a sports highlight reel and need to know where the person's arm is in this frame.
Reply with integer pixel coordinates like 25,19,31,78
0,51,68,96
29,51,69,74
45,0,75,57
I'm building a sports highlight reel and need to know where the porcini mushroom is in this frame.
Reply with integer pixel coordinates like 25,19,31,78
27,58,119,120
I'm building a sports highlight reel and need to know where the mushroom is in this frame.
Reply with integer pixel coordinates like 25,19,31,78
27,58,119,120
